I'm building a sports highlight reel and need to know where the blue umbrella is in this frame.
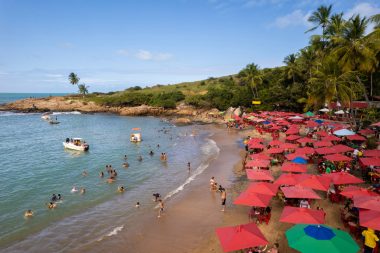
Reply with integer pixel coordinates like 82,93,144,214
314,119,323,124
292,157,308,164
263,121,271,125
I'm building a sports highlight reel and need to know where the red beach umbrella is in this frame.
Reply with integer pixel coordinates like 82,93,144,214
246,182,279,196
306,121,319,128
215,223,268,252
339,186,379,199
323,172,363,185
347,134,366,141
279,206,325,224
281,162,308,173
286,153,308,161
248,143,265,149
250,153,271,160
286,135,301,141
281,143,298,149
333,144,354,153
233,191,273,207
313,141,333,148
324,154,352,162
315,131,329,137
298,175,331,191
297,137,316,144
269,140,283,146
286,128,300,135
322,135,341,142
363,150,380,157
281,186,321,199
315,147,336,155
295,147,315,155
359,129,375,136
245,160,270,168
359,210,380,231
247,138,264,145
275,174,310,186
246,169,274,181
353,195,380,211
359,158,380,167
267,147,284,154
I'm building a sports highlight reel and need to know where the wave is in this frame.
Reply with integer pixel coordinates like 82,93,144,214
0,111,39,117
160,138,220,204
51,111,81,115
96,225,124,242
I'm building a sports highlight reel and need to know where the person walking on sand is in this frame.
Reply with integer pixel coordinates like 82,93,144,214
187,162,191,173
221,189,227,211
210,177,215,190
157,199,164,218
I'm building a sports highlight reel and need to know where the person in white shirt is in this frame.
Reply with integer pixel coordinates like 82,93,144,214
299,199,310,208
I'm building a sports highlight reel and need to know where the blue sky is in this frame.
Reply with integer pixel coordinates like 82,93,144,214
0,0,379,92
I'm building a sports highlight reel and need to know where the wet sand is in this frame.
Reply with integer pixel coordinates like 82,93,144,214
74,125,246,253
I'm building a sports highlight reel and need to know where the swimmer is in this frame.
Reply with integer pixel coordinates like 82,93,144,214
99,171,104,177
47,202,56,209
135,202,140,208
137,155,143,162
57,194,62,200
24,209,34,217
124,155,128,160
157,199,164,218
157,144,160,148
107,178,115,184
149,150,154,156
80,188,86,194
153,193,161,202
71,186,78,193
118,186,125,193
51,194,57,202
82,170,88,177
122,162,129,168
187,162,191,172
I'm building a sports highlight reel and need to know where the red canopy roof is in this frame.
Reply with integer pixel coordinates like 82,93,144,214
298,175,331,191
359,158,380,167
247,138,264,145
245,160,270,168
280,186,321,199
363,150,380,158
246,169,274,181
315,131,329,137
250,153,271,160
323,172,363,185
280,143,298,149
295,147,315,155
324,154,352,162
322,135,341,142
358,129,375,136
347,134,366,141
279,206,325,224
297,137,316,143
313,141,333,148
339,186,379,199
275,174,310,186
248,143,265,149
215,223,268,252
353,195,380,211
233,191,273,207
359,210,380,231
269,140,283,146
246,182,279,196
286,153,308,161
267,147,284,154
333,144,354,153
315,147,336,155
286,135,301,141
306,121,319,128
281,162,308,173
286,128,300,135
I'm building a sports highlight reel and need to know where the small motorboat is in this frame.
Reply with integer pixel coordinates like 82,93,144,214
130,128,142,142
49,119,60,124
63,138,89,151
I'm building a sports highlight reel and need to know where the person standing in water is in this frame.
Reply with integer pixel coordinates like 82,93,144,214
187,162,191,173
157,199,164,218
221,189,227,212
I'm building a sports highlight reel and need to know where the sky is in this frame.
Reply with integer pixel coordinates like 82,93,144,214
0,0,379,93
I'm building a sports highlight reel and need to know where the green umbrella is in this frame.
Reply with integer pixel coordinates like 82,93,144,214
304,111,314,117
286,224,359,253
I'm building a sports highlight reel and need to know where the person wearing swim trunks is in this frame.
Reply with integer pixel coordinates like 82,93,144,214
158,199,164,218
221,189,227,211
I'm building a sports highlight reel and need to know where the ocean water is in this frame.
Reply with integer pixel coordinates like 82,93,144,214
0,93,68,104
0,111,219,252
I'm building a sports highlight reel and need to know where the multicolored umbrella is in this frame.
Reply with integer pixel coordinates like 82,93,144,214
359,209,380,231
286,224,359,253
233,191,272,207
353,195,380,211
280,206,325,224
246,169,274,181
281,186,321,199
216,223,268,252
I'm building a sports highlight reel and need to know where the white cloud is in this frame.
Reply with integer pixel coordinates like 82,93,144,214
136,50,153,60
135,50,173,61
345,2,380,19
116,49,129,56
272,9,311,28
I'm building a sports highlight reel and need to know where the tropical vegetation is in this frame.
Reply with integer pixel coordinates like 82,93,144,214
80,6,379,115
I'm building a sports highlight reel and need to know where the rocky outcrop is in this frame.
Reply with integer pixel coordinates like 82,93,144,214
0,96,226,125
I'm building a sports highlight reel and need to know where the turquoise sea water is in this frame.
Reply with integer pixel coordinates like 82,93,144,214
0,93,69,104
0,96,219,252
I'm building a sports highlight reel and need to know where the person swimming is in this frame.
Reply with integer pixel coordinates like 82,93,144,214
57,194,62,200
124,155,128,160
47,202,56,209
149,150,154,156
153,193,161,202
122,162,129,168
80,188,86,194
135,202,140,208
71,186,78,193
118,186,125,192
51,194,57,202
24,209,33,217
137,155,143,162
99,171,104,177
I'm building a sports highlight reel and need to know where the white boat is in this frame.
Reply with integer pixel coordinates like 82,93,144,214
63,138,89,151
130,133,142,142
41,112,52,120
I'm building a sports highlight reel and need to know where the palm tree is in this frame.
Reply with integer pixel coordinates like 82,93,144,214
298,47,317,79
370,14,380,29
238,63,263,98
332,15,378,100
78,84,89,98
306,4,333,44
326,13,346,38
68,72,80,86
283,54,299,85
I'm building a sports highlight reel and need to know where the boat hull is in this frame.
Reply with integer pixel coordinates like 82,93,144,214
63,142,89,151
